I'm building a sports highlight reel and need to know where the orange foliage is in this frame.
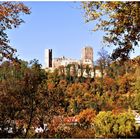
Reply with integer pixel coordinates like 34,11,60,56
76,108,96,124
112,107,126,115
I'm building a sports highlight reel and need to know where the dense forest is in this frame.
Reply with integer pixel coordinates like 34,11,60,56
0,1,140,138
0,56,140,138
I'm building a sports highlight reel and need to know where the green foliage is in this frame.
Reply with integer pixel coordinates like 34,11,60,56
132,93,140,112
94,110,138,138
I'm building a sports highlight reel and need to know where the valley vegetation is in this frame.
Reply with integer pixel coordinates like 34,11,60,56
0,1,140,138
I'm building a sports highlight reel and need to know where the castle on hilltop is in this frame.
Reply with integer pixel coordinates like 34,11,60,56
44,46,102,77
45,46,94,69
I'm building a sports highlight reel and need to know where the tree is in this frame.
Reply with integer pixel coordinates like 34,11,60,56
82,2,140,60
94,110,139,138
0,2,30,61
134,58,140,94
85,65,91,78
76,108,96,129
0,59,46,138
97,48,111,77
66,64,71,83
96,48,111,95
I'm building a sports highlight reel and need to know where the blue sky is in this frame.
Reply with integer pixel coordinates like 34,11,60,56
7,2,139,67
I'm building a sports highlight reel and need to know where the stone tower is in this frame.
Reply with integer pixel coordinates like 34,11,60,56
81,46,93,66
45,49,52,68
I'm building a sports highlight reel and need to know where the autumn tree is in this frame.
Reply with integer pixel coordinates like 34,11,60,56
134,57,140,94
76,108,96,129
96,48,111,95
94,110,139,138
131,56,140,112
0,59,46,138
82,2,140,60
0,2,30,61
